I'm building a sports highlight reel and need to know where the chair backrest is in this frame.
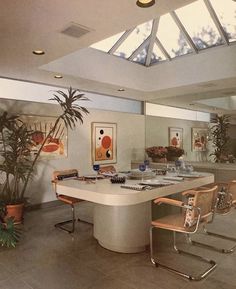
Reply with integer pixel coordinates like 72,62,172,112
53,169,79,182
183,185,218,222
98,165,116,174
193,186,218,219
229,180,236,202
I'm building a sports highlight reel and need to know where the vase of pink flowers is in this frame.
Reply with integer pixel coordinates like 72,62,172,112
145,146,168,163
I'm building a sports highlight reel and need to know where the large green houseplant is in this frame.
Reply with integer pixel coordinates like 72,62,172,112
210,114,230,162
0,87,89,224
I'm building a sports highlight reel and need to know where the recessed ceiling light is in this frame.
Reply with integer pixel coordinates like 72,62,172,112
118,88,125,91
136,0,155,8
54,75,63,79
32,50,45,55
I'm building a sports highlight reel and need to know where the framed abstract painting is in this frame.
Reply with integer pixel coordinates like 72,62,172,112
19,115,67,159
91,122,117,165
169,127,183,148
192,127,208,151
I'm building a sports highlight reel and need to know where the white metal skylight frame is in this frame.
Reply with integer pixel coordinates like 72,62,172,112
91,0,236,67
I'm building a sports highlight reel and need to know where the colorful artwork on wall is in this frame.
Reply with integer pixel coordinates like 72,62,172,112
91,122,117,165
192,127,208,151
169,127,183,148
20,115,67,158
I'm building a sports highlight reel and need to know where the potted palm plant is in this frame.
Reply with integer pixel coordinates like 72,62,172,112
0,87,89,224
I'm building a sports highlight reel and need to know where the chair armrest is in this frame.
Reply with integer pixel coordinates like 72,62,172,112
182,190,197,197
154,197,184,207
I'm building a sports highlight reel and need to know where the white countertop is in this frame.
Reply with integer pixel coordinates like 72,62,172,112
132,160,236,171
56,172,214,206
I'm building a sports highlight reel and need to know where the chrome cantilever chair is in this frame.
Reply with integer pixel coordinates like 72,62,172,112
150,185,218,281
52,169,81,234
192,180,236,253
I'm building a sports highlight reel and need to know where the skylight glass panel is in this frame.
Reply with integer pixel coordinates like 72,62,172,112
90,31,125,52
113,20,153,59
210,0,236,42
132,48,148,65
150,43,167,65
176,0,223,49
156,13,193,58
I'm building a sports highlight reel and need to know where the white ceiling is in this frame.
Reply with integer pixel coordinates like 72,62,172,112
1,0,236,114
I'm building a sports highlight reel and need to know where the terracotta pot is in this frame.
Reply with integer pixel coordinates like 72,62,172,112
5,203,24,224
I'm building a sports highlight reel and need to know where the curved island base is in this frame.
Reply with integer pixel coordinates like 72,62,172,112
93,202,151,253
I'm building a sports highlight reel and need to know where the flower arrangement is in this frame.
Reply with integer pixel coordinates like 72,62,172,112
145,146,168,158
166,146,184,161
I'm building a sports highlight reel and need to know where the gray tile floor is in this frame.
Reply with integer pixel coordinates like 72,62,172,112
1,204,236,289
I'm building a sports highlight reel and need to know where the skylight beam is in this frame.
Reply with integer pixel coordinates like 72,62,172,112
108,29,134,54
170,11,198,54
203,0,229,45
146,18,159,66
155,38,171,60
128,36,150,61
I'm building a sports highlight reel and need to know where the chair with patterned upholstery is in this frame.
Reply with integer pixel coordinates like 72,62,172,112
52,169,81,234
150,185,218,281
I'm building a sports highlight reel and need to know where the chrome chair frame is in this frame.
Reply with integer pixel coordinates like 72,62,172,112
52,169,88,234
189,182,236,253
150,188,217,281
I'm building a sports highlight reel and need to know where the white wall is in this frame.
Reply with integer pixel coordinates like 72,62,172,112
0,98,145,204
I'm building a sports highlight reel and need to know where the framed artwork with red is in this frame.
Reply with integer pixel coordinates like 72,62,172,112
169,127,183,149
91,122,117,165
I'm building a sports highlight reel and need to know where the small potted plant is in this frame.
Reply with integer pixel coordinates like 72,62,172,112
145,146,168,162
0,202,20,248
0,87,89,224
166,146,184,162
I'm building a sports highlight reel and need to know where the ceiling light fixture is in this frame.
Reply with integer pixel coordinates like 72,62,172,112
54,75,63,79
118,88,125,91
136,0,155,8
32,50,45,55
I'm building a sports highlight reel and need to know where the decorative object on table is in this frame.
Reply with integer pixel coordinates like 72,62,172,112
192,127,208,152
99,165,117,177
145,146,167,162
169,127,183,148
166,146,184,161
128,169,156,179
0,87,89,225
91,122,117,165
19,115,67,158
153,169,167,175
120,184,152,191
93,164,100,182
209,114,230,163
139,163,146,182
144,159,150,169
110,176,126,184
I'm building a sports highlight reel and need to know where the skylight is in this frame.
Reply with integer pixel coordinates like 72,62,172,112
90,0,236,66
113,20,153,59
210,0,236,42
175,0,223,49
156,13,193,57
